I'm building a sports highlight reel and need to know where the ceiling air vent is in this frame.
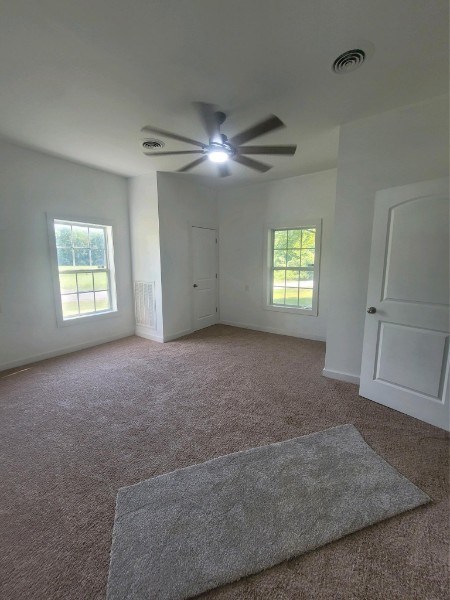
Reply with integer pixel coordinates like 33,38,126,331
142,139,165,151
332,49,366,74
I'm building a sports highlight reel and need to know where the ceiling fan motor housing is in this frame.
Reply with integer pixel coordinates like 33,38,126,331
214,111,226,126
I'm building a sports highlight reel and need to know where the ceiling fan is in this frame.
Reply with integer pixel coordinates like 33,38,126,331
141,103,297,177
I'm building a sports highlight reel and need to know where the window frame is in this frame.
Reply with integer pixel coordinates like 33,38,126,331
47,214,119,327
263,219,322,316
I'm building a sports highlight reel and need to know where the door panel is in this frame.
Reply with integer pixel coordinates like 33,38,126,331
383,196,449,304
192,227,218,330
375,323,448,398
360,178,449,430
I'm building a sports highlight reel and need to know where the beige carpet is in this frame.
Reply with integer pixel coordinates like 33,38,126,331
0,325,448,600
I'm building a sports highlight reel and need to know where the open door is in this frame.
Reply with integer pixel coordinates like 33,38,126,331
360,178,449,431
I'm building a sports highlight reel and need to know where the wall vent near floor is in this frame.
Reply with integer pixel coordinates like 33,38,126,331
134,281,156,330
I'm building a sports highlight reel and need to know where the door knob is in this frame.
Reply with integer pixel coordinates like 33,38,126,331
367,306,376,314
193,284,198,288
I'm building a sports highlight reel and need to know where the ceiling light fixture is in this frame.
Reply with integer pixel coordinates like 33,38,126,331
206,140,234,163
208,149,229,163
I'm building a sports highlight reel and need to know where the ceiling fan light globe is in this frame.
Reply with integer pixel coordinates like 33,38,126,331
208,150,229,163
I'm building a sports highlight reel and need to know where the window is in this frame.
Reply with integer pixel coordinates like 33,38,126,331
266,221,321,316
50,218,117,322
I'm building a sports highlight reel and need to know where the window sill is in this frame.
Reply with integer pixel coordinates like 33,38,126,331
264,304,317,316
57,309,119,328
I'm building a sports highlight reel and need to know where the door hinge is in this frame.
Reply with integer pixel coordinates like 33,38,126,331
215,273,218,278
216,238,218,243
216,307,218,312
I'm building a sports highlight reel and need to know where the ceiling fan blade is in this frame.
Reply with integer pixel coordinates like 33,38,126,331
178,155,208,172
144,150,204,156
229,114,285,146
232,154,272,173
195,102,221,143
217,163,231,177
141,125,205,148
238,145,297,156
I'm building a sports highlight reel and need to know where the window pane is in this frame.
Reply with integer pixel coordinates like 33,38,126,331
95,290,111,311
302,228,315,248
89,227,105,250
273,230,287,249
285,287,299,306
288,229,301,248
72,226,89,247
273,250,286,267
79,292,95,314
272,287,285,304
269,224,318,312
285,269,299,287
299,288,313,309
55,224,72,247
77,272,94,292
61,293,79,317
54,220,115,320
286,249,300,267
74,248,90,267
94,271,109,291
273,270,285,286
300,270,314,287
57,247,73,267
59,273,77,294
301,248,315,267
91,249,106,268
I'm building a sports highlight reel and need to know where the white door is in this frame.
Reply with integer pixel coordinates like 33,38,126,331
192,227,218,331
360,178,449,431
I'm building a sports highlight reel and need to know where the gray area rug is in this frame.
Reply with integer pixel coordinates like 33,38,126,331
107,424,429,600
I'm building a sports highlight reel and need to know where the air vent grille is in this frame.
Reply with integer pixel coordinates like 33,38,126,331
332,49,366,74
134,281,156,330
142,139,165,151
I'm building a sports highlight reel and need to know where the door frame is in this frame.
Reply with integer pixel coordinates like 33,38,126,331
190,225,219,332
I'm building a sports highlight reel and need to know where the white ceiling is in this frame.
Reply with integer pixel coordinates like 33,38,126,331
0,0,448,186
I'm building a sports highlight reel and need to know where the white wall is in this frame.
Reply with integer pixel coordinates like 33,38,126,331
0,140,134,370
156,172,218,340
217,169,336,341
325,95,449,382
128,173,164,341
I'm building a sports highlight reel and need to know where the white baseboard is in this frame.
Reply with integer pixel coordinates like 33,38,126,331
219,320,326,342
322,368,360,385
135,326,164,343
163,328,193,342
136,327,203,343
0,330,135,372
